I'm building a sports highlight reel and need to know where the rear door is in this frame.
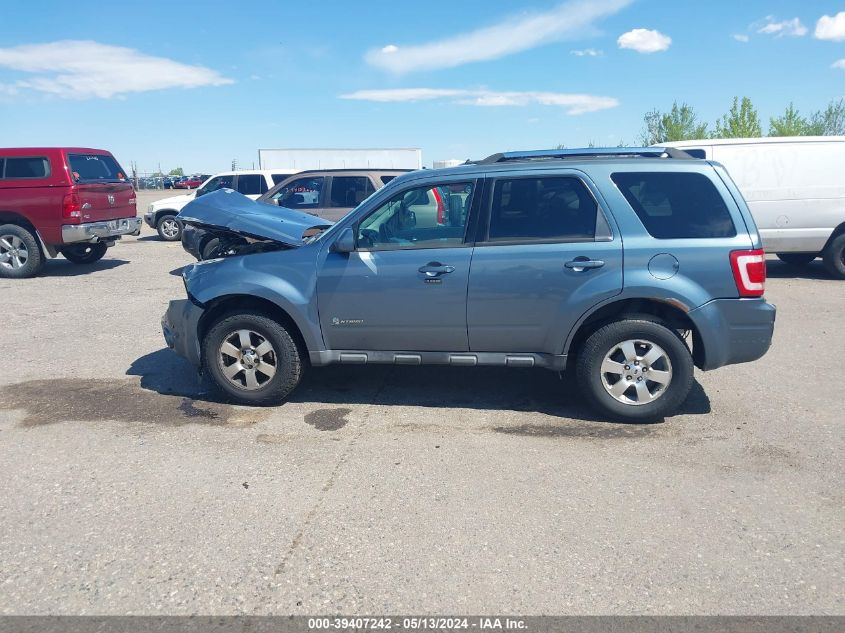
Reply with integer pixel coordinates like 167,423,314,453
66,152,136,221
467,171,623,354
321,175,376,222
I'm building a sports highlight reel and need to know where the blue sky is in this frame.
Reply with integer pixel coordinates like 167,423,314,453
1,0,844,174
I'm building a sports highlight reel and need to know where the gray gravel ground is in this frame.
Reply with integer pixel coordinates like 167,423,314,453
0,190,842,614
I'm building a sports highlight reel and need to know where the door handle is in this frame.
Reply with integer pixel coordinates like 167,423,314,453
565,258,605,272
418,262,455,277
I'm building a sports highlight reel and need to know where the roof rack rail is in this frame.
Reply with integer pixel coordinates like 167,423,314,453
475,147,695,164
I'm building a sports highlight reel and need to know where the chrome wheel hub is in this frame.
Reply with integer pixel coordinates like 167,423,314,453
218,329,277,390
0,234,29,270
600,339,673,406
161,219,180,238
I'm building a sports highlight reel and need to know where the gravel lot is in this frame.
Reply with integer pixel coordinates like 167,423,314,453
0,189,842,615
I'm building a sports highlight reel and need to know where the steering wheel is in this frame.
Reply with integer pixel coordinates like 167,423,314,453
359,228,379,248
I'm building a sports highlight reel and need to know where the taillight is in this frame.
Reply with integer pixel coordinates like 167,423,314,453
730,249,766,297
432,187,445,225
62,189,81,220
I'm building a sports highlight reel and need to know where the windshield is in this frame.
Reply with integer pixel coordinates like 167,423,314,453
68,153,128,184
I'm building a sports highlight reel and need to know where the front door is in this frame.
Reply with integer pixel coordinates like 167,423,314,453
317,179,478,351
467,172,623,354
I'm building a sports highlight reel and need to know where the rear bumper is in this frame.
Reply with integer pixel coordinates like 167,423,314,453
61,217,142,244
689,298,776,370
162,298,204,368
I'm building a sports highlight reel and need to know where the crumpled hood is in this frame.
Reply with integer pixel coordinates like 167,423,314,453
177,189,333,246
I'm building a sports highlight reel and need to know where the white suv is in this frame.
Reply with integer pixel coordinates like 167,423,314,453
143,170,297,240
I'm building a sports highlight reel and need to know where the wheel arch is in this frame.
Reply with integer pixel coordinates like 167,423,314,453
197,294,309,364
153,208,181,224
823,221,845,249
565,297,704,369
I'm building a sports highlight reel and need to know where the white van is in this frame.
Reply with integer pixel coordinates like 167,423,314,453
664,137,845,278
143,169,299,241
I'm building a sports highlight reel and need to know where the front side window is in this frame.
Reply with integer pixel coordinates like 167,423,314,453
269,177,325,209
488,177,598,242
3,157,50,179
236,174,263,196
196,175,233,197
357,182,474,250
611,172,736,239
329,176,375,208
68,154,125,182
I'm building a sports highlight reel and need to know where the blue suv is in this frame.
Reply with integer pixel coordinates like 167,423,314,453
162,148,776,421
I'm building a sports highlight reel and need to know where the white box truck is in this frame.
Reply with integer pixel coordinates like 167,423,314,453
258,148,422,171
664,137,845,278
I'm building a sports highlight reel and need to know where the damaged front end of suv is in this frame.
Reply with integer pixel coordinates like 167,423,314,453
177,189,333,261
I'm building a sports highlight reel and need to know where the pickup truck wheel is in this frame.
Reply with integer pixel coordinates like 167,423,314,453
0,224,44,279
822,234,845,279
62,242,108,264
576,318,694,422
203,313,302,405
776,252,817,266
157,215,182,241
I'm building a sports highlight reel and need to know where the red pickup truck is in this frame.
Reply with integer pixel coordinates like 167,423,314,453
0,147,141,278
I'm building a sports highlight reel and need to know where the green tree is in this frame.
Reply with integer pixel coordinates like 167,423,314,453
169,167,184,176
639,102,708,145
769,103,811,136
808,99,845,136
715,96,762,138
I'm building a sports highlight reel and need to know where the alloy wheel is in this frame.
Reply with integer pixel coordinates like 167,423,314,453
600,339,673,405
217,329,277,390
0,234,29,270
160,218,180,239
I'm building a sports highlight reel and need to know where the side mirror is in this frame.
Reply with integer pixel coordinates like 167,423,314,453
331,227,355,254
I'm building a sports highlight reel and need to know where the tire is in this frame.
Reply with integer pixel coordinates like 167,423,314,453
202,313,303,405
822,234,845,279
156,214,182,241
776,252,817,267
576,318,694,422
200,237,220,261
61,242,108,265
0,224,44,279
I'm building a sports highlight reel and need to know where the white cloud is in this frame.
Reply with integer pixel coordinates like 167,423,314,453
571,48,603,57
0,40,233,99
815,12,845,41
833,59,845,70
755,16,807,37
365,0,632,73
617,28,672,53
340,88,618,115
733,34,750,43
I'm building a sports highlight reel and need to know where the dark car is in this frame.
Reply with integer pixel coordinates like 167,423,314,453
163,147,775,421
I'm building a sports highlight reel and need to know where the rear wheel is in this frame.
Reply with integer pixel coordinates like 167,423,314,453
776,252,817,267
202,313,303,405
156,214,182,241
576,318,694,422
822,234,845,279
62,242,108,264
0,224,44,279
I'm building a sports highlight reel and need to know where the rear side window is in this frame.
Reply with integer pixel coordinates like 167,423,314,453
2,157,50,179
68,153,127,183
271,173,288,185
611,172,736,239
488,176,598,242
329,176,375,208
236,174,263,196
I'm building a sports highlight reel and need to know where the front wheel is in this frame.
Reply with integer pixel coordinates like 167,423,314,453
156,214,182,241
62,242,108,264
576,318,694,422
202,313,303,405
776,252,817,267
822,234,845,279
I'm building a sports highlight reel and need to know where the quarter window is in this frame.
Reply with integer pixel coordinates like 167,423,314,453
488,177,598,242
611,172,736,239
329,176,375,208
357,182,474,251
2,157,50,179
